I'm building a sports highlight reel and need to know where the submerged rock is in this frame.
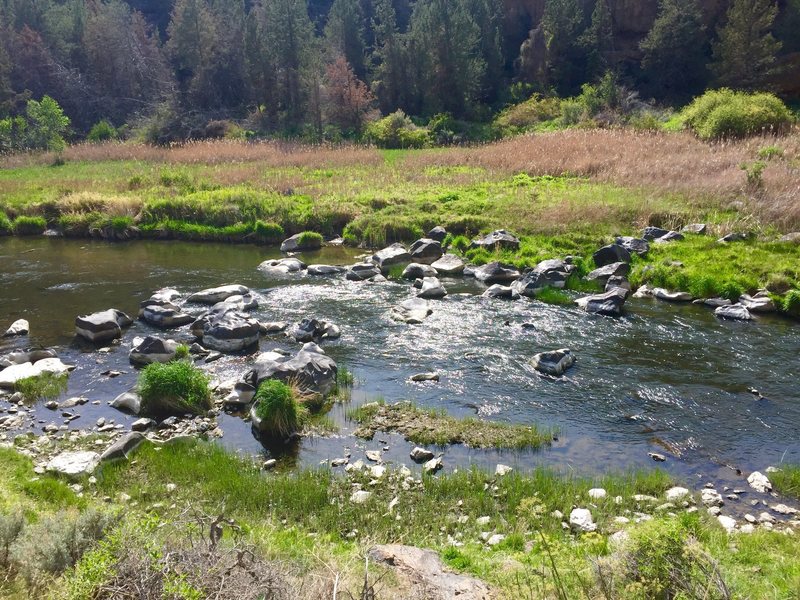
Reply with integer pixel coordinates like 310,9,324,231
431,254,465,275
575,289,626,316
75,309,133,343
187,285,250,304
372,243,412,273
3,319,29,337
410,373,439,382
471,229,520,251
129,336,180,366
473,262,520,285
390,298,433,324
512,259,572,296
409,238,443,264
307,264,346,276
531,348,576,376
715,304,752,321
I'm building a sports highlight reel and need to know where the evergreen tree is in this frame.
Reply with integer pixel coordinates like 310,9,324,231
166,0,217,97
370,0,408,113
711,0,782,90
581,0,614,80
534,0,586,95
640,0,708,101
324,0,366,78
462,0,504,104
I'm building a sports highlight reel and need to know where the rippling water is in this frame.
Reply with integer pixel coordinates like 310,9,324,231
1,238,798,489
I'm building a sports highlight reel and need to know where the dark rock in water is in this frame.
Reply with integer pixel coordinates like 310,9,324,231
307,264,346,275
715,304,752,321
470,229,520,251
615,236,650,256
410,447,435,462
390,298,432,324
403,263,438,279
586,262,630,284
427,226,447,242
531,348,576,376
482,284,520,299
575,289,627,316
372,243,411,273
642,226,671,241
682,223,707,235
111,391,142,415
191,307,260,352
245,346,337,396
654,231,684,243
718,232,748,243
473,262,520,285
129,336,180,366
287,318,341,343
139,302,194,328
409,238,443,265
605,276,631,295
75,309,133,343
258,258,305,275
410,373,439,382
187,285,250,304
280,233,322,253
431,254,465,275
512,259,572,296
739,293,776,313
593,244,631,267
100,432,145,462
346,263,382,281
417,277,447,299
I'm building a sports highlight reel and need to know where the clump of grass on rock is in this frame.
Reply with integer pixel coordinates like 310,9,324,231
15,373,68,403
138,361,210,417
251,380,306,440
12,215,46,235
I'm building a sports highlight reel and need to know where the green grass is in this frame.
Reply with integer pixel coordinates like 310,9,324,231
12,215,46,235
137,360,211,417
535,287,574,305
349,401,553,449
0,211,11,234
296,230,323,247
771,465,800,500
14,373,68,403
252,380,305,440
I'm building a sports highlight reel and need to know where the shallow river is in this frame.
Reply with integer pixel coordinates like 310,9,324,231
1,238,799,492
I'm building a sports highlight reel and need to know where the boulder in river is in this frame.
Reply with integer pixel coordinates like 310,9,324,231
482,284,520,299
409,238,443,265
615,236,650,256
473,262,520,285
652,288,693,302
287,318,341,343
431,254,465,275
417,277,447,299
111,390,142,414
739,293,776,313
258,258,305,275
586,262,630,285
715,304,752,321
75,309,133,343
512,259,572,296
0,357,75,389
280,233,322,253
187,285,250,305
346,263,382,281
3,319,29,337
245,346,338,396
402,263,438,279
575,289,627,316
191,307,260,352
531,348,576,376
390,298,432,324
1,348,57,368
593,244,631,267
372,243,412,273
470,229,520,252
129,336,180,366
139,302,194,328
605,276,631,295
307,264,346,275
427,226,448,242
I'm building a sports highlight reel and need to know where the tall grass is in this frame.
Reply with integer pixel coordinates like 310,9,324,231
138,361,211,416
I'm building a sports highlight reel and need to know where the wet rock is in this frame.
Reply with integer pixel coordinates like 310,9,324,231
747,471,772,493
652,288,693,302
245,346,338,396
682,223,707,235
47,451,100,478
605,276,631,294
531,348,576,377
593,244,631,267
307,264,346,276
701,489,724,507
280,233,322,253
696,297,731,307
287,318,341,343
100,432,145,462
431,254,465,275
718,232,748,243
368,544,491,600
139,302,194,328
212,294,259,313
372,243,412,273
423,456,443,473
482,284,520,299
110,391,142,415
187,285,250,304
575,289,626,316
427,226,448,242
410,447,435,462
3,319,29,337
402,263,438,279
346,263,382,281
471,229,520,252
131,417,156,432
417,277,447,299
586,262,630,285
0,358,74,389
615,236,650,256
715,304,752,321
654,231,685,243
129,336,180,366
511,259,572,296
409,238,443,265
473,262,520,285
258,258,305,275
75,309,133,343
410,373,439,382
390,298,433,324
739,294,776,313
191,307,260,352
222,381,256,407
648,452,667,462
569,508,596,532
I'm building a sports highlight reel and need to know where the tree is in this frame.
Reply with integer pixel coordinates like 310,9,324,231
531,0,586,95
166,0,217,100
370,0,409,113
710,0,782,90
323,56,375,132
462,0,504,104
581,0,615,80
324,0,366,78
25,95,70,151
640,0,708,101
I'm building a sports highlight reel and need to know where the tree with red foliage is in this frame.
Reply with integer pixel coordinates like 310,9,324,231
323,56,375,134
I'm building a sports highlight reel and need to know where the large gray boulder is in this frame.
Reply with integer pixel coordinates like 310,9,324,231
652,288,693,302
473,262,520,285
3,319,29,337
471,229,520,251
586,262,630,285
191,307,260,352
372,243,412,273
482,284,520,299
531,348,576,376
187,285,250,304
715,304,752,321
642,226,670,241
431,254,465,275
129,336,180,366
615,236,649,256
417,277,447,299
512,259,572,296
575,289,627,316
346,263,381,281
739,293,776,313
100,432,146,462
0,358,74,389
75,309,133,343
0,348,57,368
390,298,432,324
409,238,443,264
245,347,338,396
402,263,438,279
427,226,448,242
286,318,341,343
111,390,142,414
280,233,322,253
307,264,346,275
593,244,631,267
139,302,194,328
258,258,305,276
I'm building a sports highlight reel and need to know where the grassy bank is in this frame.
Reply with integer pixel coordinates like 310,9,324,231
0,440,798,598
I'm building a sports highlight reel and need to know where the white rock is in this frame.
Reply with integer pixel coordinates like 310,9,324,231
771,504,799,515
370,465,386,478
476,516,491,526
46,451,100,478
758,512,775,524
495,464,513,476
588,488,607,500
350,490,372,504
569,508,596,532
701,489,724,507
665,486,690,502
365,450,382,463
3,319,29,337
486,534,505,546
718,515,737,532
747,471,772,493
423,457,443,473
740,523,755,534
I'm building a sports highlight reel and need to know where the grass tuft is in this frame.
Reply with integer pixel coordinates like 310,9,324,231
252,380,305,440
15,373,68,403
138,361,210,417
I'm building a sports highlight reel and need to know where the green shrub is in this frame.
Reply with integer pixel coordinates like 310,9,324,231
682,89,794,140
783,289,800,316
138,361,211,416
446,234,471,254
757,145,784,160
87,120,118,142
174,344,190,360
13,215,47,235
296,231,323,248
0,211,11,235
493,95,562,134
15,373,68,403
252,380,305,439
365,111,429,149
109,216,133,233
254,220,284,243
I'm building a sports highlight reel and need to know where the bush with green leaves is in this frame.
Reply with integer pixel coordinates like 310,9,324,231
138,361,211,416
296,231,323,248
252,380,305,440
365,110,429,149
25,96,71,152
783,289,800,316
87,120,118,142
682,89,794,140
12,215,47,235
0,211,11,235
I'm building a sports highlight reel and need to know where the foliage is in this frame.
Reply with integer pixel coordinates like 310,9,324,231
14,373,68,403
25,96,70,152
365,111,429,149
252,380,304,440
783,289,800,316
174,344,190,360
12,215,46,235
86,120,118,142
0,211,11,235
296,231,324,248
138,361,211,416
682,89,793,140
770,464,800,499
253,220,284,243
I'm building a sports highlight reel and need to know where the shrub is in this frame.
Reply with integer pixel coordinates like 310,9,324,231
365,111,429,149
446,234,471,254
757,145,784,160
682,89,794,140
138,361,211,416
174,344,190,360
12,215,47,235
0,510,24,569
252,380,304,439
493,95,562,134
0,211,11,235
296,231,323,248
254,220,284,243
87,120,118,142
15,373,68,403
783,289,800,316
110,216,133,233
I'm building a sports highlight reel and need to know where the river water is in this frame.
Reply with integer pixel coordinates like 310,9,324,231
1,237,799,492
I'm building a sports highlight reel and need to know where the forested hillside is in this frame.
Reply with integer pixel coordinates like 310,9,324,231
0,0,798,142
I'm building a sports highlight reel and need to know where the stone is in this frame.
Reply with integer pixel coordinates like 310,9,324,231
588,488,607,500
129,336,180,366
286,318,340,343
350,490,372,504
346,263,382,281
259,322,288,335
427,226,447,242
652,288,693,302
697,297,732,307
191,307,260,352
410,447,435,462
665,487,690,502
531,348,576,377
110,391,141,415
569,508,596,532
139,302,194,328
423,456,443,473
187,285,250,304
654,231,685,243
701,489,724,507
682,223,707,235
372,243,412,273
739,294,776,313
3,319,29,337
482,284,520,299
473,262,520,285
409,238,443,264
417,277,447,299
747,471,772,493
410,373,439,382
771,504,798,515
258,258,305,276
131,418,155,432
263,459,277,470
575,289,626,316
75,309,133,343
0,358,75,389
642,226,670,241
47,451,100,478
369,544,491,600
512,259,572,296
778,232,800,243
715,304,752,321
245,347,338,396
495,464,513,476
718,232,748,243
593,244,631,267
100,432,146,462
648,452,667,462
605,276,631,294
718,515,737,532
471,229,520,252
486,534,505,546
615,236,650,256
280,233,322,253
307,264,346,276
390,298,432,324
586,262,630,285
402,263,438,279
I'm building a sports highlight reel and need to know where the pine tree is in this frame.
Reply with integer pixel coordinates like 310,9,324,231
581,0,614,80
166,0,217,94
711,0,782,90
534,0,585,95
462,0,504,103
370,0,409,113
640,0,708,100
324,0,366,79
